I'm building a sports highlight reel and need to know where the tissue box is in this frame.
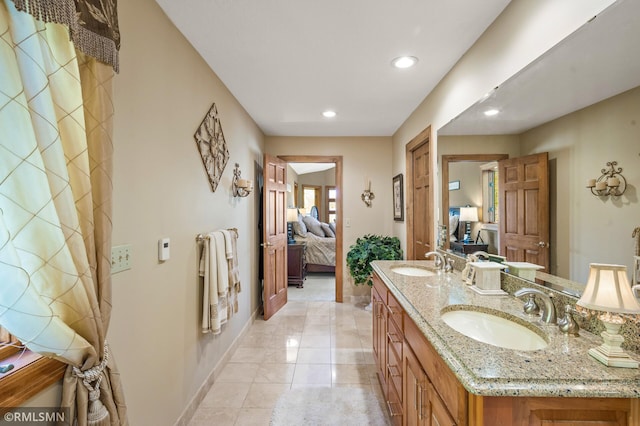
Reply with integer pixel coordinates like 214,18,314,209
502,262,543,281
469,261,507,295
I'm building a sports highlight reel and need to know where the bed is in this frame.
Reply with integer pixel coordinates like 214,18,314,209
292,212,336,273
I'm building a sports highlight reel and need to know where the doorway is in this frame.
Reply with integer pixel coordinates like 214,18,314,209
279,155,344,303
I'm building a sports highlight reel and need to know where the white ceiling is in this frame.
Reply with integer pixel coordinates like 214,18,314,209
154,0,511,137
289,162,335,176
439,0,640,136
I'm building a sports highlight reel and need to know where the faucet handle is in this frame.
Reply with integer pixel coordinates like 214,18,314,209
523,294,540,315
558,304,580,336
445,257,454,273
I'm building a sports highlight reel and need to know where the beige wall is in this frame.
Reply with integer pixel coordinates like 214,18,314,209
265,136,393,299
392,0,616,254
520,86,640,282
297,168,336,220
108,0,263,424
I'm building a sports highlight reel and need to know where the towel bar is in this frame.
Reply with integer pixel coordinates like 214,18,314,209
196,228,238,242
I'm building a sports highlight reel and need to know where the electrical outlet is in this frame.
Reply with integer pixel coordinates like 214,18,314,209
111,244,132,274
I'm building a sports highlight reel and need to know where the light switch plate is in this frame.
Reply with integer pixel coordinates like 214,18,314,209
111,244,132,274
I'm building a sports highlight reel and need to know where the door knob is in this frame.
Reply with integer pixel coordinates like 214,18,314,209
260,242,273,247
538,241,549,248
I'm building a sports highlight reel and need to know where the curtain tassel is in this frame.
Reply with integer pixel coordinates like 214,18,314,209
73,341,111,426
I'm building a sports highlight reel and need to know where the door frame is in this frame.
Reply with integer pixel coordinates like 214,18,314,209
405,126,433,260
278,155,343,303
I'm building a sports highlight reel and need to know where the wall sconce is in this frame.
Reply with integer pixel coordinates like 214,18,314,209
586,161,627,197
576,263,640,368
232,163,253,197
361,180,374,207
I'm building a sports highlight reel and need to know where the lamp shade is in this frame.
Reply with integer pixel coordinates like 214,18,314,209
286,208,299,222
459,206,478,222
577,263,640,314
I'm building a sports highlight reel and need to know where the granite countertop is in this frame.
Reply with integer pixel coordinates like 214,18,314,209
371,260,640,398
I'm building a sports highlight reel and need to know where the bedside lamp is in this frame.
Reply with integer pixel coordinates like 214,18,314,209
286,208,298,245
459,206,478,243
576,263,640,368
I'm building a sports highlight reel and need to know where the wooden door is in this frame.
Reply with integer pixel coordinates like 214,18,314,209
262,154,288,320
498,153,550,270
413,141,431,259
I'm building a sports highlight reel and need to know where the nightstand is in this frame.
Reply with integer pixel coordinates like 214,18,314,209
287,242,307,288
450,241,489,255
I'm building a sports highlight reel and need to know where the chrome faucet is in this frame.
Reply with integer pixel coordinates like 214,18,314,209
425,251,445,270
514,288,557,324
557,304,580,336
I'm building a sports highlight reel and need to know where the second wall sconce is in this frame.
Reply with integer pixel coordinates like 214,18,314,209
361,179,374,207
232,163,253,197
586,161,626,198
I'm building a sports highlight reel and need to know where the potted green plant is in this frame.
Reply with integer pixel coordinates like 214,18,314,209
346,234,403,288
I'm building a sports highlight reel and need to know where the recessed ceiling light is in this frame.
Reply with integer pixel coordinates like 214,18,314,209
322,110,337,118
391,56,418,69
484,109,499,116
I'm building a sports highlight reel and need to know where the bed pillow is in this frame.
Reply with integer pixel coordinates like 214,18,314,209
293,214,307,236
329,221,336,235
321,222,335,238
449,215,459,242
302,215,325,237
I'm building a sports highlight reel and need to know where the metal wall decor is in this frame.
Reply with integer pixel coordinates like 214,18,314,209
194,103,229,191
586,161,627,198
361,180,374,207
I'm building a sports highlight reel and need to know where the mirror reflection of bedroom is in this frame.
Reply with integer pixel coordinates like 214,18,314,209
445,159,502,255
286,162,336,301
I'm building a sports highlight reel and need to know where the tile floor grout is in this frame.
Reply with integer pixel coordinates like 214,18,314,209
188,275,388,425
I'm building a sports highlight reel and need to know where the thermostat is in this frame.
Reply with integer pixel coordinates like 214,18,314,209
158,238,170,261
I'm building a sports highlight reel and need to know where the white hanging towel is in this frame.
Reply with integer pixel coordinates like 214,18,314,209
199,231,230,334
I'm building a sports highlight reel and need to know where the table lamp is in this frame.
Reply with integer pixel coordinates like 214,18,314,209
576,263,640,368
459,206,478,243
286,208,298,244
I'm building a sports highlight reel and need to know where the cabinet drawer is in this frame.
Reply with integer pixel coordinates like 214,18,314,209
373,273,387,300
387,316,403,361
386,339,403,402
386,378,403,426
387,290,403,331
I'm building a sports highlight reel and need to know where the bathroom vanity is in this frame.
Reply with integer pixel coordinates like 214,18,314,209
371,260,640,426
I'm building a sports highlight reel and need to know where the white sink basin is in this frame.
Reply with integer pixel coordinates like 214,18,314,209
391,266,436,277
441,307,548,351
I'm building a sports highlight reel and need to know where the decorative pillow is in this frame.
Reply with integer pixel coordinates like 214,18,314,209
302,215,325,237
329,221,336,235
293,214,307,236
321,222,335,238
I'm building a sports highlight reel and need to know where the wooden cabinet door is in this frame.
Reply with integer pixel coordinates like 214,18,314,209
427,383,456,426
404,342,428,426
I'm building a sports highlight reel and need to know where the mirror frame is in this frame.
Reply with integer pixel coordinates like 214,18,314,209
441,153,509,250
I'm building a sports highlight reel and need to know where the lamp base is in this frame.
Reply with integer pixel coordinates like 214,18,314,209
588,321,639,369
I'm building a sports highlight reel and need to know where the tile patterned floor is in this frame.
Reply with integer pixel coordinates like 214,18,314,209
188,297,387,426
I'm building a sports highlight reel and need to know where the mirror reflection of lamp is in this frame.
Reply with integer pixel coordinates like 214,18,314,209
576,263,640,368
286,208,298,245
459,206,478,243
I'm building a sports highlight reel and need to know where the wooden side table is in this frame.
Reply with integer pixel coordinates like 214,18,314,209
450,241,489,255
287,242,307,288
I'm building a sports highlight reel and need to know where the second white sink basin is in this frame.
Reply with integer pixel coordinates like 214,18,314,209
441,306,548,351
391,266,436,277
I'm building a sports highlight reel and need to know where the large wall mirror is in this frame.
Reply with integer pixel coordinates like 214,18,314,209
437,0,640,291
